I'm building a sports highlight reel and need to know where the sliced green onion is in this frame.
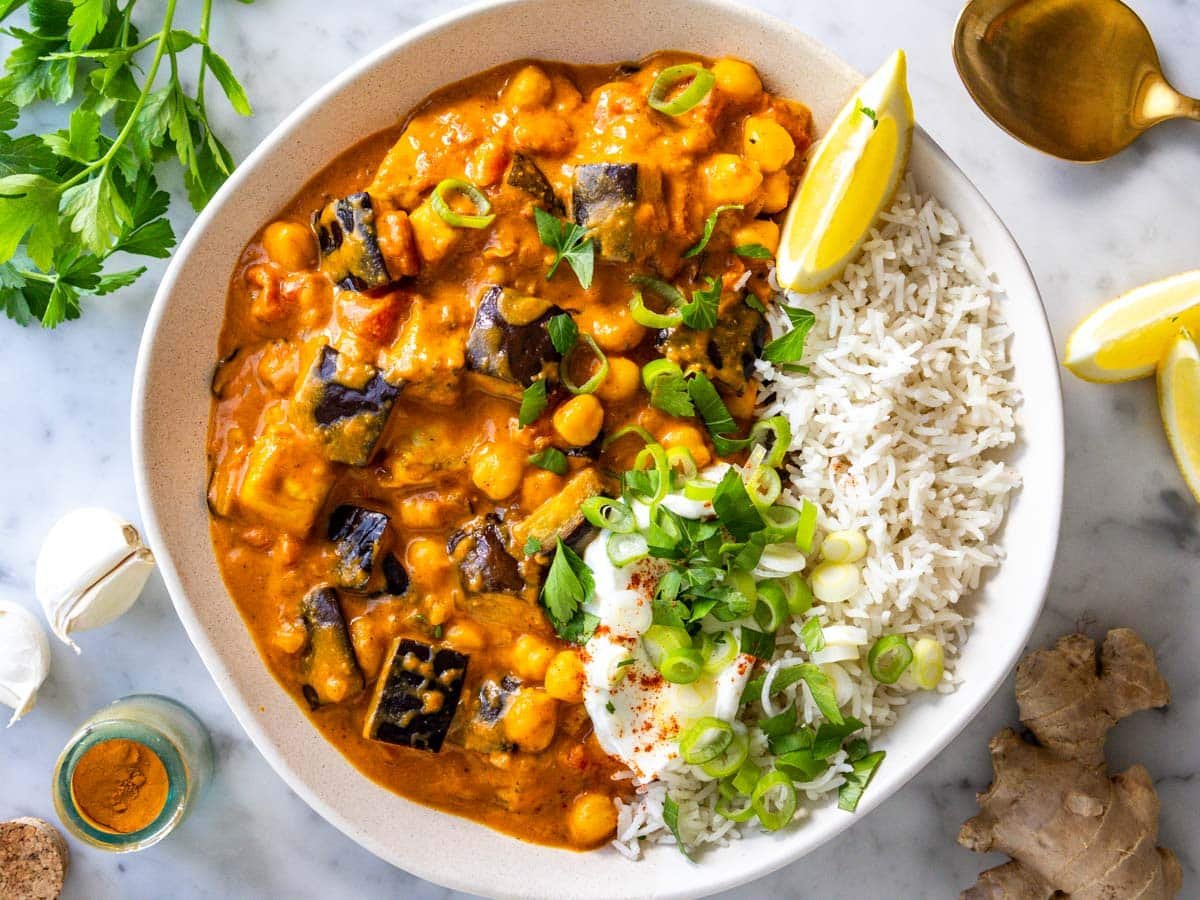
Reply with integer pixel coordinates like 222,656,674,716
750,416,792,468
683,477,719,501
629,290,683,328
795,499,819,552
430,178,495,229
754,581,789,633
822,529,868,564
634,442,671,508
731,760,762,795
751,769,798,831
666,446,697,480
648,64,716,116
642,624,691,668
778,574,814,616
699,631,739,674
867,635,913,685
678,716,734,764
760,505,801,542
729,570,758,610
810,562,860,604
606,531,649,566
714,791,756,823
912,638,944,690
744,465,782,509
660,647,704,684
601,423,655,450
560,334,609,394
581,497,636,533
700,726,749,777
641,357,684,392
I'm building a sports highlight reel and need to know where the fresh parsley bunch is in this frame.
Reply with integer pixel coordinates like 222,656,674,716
0,0,254,327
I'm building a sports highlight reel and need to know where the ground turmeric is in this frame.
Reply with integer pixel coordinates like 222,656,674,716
69,738,169,835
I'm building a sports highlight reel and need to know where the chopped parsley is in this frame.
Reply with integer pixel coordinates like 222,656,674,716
800,616,825,653
547,313,578,354
838,749,886,811
662,795,693,860
523,536,543,556
734,243,773,260
517,379,548,427
679,275,721,330
539,538,598,644
683,204,742,258
649,370,695,418
534,207,594,289
859,103,878,128
763,306,816,365
711,467,764,540
528,447,568,475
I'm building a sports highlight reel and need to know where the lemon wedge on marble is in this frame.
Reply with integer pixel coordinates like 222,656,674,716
1065,270,1200,383
1157,329,1200,502
775,49,913,293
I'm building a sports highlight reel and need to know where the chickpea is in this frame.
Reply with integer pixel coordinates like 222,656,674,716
406,537,449,574
513,634,557,681
271,617,306,655
743,116,796,173
521,468,564,510
553,394,604,447
262,220,317,272
567,793,619,847
399,494,452,529
504,689,558,752
733,220,780,257
659,423,713,470
595,357,641,403
760,170,792,214
581,303,647,353
471,443,525,500
444,620,487,651
504,64,553,109
702,153,763,205
545,650,586,702
349,617,386,680
711,58,762,99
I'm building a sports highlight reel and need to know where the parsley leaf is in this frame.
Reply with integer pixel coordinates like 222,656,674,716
547,312,577,354
712,467,764,540
688,372,754,455
859,103,879,129
540,538,597,644
523,536,542,555
679,275,720,330
0,0,254,327
662,795,693,860
683,203,742,258
763,306,816,365
649,370,695,418
838,749,885,811
734,243,773,260
518,380,548,427
528,447,568,475
801,617,825,653
534,207,594,289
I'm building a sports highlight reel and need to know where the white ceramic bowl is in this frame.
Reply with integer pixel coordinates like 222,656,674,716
132,1,1064,896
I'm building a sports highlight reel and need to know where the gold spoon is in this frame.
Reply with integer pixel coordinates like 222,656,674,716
953,0,1200,162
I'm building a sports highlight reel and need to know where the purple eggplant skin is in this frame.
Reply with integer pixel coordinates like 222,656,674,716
300,586,365,708
447,515,525,594
381,553,410,596
312,192,392,291
295,344,400,466
363,638,469,752
328,505,390,591
507,153,564,216
572,163,638,261
464,285,564,387
655,302,766,394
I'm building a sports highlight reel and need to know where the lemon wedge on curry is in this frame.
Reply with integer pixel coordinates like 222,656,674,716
776,49,913,293
1065,270,1200,383
1157,329,1200,502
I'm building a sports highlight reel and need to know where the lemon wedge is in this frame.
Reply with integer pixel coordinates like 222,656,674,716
776,49,914,293
1065,270,1200,383
1158,329,1200,502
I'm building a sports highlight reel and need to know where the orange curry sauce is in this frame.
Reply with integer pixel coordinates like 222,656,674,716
207,53,812,848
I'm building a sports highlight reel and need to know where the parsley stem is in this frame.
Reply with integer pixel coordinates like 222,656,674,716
57,0,180,193
197,0,214,108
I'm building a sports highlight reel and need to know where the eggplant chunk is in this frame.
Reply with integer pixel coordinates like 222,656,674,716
447,515,524,594
312,192,392,291
381,553,410,596
300,586,365,707
509,467,604,552
656,303,767,394
363,637,468,751
464,285,564,387
572,163,637,262
328,505,390,591
294,344,400,466
448,674,522,753
507,153,564,216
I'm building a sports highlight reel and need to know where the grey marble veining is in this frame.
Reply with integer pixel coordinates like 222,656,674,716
2,0,1198,897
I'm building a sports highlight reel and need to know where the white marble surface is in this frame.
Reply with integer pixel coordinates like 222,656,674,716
2,0,1198,896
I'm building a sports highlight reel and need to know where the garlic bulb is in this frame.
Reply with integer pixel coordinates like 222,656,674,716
0,600,51,726
35,508,156,653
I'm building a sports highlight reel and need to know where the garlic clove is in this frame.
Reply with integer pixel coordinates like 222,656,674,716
0,600,51,726
35,508,156,653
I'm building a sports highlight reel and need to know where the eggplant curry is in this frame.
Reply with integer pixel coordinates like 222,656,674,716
207,53,812,849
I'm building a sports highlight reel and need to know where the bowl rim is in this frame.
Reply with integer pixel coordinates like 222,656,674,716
132,0,1064,895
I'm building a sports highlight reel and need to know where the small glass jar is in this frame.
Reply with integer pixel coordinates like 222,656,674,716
53,694,213,852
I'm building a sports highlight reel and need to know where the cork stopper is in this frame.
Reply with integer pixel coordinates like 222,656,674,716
0,818,69,900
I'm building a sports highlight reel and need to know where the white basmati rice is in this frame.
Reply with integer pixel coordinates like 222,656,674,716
611,177,1020,858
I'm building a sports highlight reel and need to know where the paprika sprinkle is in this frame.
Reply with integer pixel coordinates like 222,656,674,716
69,739,169,834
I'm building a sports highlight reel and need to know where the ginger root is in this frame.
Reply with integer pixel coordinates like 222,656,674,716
959,628,1182,899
